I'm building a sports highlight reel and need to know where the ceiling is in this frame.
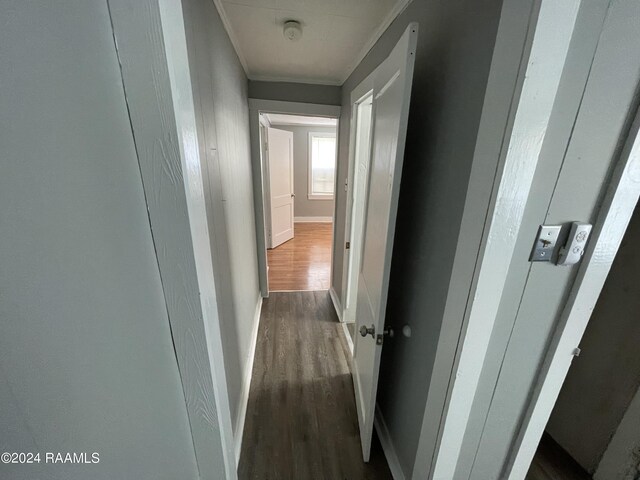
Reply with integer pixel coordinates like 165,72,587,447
264,113,337,127
215,0,410,85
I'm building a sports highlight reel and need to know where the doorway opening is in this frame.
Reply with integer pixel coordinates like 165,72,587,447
525,199,640,480
259,112,338,292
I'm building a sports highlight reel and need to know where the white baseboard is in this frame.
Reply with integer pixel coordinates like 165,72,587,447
375,405,406,480
294,216,333,223
328,286,343,322
341,321,354,355
234,294,263,465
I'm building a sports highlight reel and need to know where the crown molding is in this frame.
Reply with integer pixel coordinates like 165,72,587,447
248,73,343,87
340,0,413,84
211,0,250,74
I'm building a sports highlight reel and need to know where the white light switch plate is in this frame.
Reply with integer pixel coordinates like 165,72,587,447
557,222,592,266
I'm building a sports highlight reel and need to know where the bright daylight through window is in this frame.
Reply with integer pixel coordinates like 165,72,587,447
308,133,336,199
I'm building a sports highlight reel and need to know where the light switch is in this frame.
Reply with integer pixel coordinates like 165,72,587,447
557,222,592,266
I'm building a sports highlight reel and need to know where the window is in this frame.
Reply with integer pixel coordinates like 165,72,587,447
308,132,337,200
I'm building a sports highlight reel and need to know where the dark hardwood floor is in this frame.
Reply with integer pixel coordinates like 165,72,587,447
238,291,392,480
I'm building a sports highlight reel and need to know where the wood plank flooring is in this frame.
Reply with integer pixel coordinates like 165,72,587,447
238,291,392,480
526,434,592,480
267,222,333,292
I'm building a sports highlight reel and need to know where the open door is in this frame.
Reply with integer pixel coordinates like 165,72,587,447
266,127,294,248
352,23,418,461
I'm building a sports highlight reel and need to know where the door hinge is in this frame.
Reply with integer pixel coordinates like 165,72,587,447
346,241,350,250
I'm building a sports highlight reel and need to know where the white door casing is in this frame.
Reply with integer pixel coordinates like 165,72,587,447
267,127,294,248
418,1,640,478
352,23,418,461
344,95,373,324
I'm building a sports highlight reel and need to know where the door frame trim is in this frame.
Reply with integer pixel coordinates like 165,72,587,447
412,0,584,477
341,73,375,325
506,104,640,479
110,0,237,477
248,99,340,297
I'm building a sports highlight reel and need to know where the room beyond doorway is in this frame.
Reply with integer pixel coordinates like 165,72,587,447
258,111,338,293
267,222,333,291
248,100,341,297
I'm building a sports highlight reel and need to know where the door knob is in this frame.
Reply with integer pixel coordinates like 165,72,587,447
359,324,375,338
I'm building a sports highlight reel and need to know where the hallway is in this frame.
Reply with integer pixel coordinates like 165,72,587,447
238,291,392,479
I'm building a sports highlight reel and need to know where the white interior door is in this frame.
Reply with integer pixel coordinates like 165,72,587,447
352,23,418,461
267,127,294,248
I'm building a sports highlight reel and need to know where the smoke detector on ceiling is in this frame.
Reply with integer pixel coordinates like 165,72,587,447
283,21,303,42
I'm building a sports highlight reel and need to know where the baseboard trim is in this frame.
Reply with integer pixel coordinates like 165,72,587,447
375,405,406,480
329,286,343,322
270,288,328,293
294,216,333,223
341,321,354,355
234,294,263,465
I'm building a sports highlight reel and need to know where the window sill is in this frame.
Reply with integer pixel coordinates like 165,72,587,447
308,194,334,201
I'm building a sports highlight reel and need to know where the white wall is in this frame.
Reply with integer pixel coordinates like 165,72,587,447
0,1,199,478
181,0,261,436
272,125,336,219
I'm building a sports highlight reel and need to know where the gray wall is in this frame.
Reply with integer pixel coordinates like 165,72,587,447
273,125,336,218
595,383,640,480
334,0,504,476
547,202,640,473
0,1,199,479
249,80,342,106
182,0,261,433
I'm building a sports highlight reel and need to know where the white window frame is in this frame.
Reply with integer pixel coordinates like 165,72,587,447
308,131,337,200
